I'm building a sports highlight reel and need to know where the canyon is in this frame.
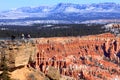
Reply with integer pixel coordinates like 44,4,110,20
0,32,120,80
35,33,120,80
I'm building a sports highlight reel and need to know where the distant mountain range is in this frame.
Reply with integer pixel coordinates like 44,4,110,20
0,2,120,25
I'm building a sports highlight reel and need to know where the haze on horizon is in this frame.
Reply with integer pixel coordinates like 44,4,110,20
0,0,120,11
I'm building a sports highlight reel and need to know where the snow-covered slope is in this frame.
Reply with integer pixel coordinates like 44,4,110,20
0,2,120,24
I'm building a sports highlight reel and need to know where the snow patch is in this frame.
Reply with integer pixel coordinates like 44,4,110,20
43,9,50,12
65,7,80,13
85,7,95,10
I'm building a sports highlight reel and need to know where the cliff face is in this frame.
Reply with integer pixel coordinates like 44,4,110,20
35,33,120,80
0,41,36,68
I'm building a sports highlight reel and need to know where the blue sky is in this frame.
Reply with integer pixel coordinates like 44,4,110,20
0,0,120,11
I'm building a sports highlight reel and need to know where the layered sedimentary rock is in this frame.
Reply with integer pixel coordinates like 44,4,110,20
34,33,120,80
112,24,120,28
104,23,120,36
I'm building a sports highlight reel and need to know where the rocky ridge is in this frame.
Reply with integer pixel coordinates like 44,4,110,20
0,3,120,24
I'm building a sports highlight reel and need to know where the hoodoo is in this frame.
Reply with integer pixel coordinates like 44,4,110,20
33,33,120,80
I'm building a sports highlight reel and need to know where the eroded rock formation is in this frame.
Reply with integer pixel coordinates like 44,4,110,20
34,33,120,80
0,33,120,80
0,40,36,68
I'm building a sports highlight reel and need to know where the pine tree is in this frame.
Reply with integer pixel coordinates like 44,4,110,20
0,56,11,80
